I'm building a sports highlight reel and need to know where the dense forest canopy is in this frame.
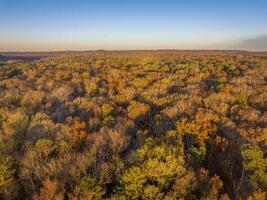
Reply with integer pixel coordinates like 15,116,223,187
0,51,266,199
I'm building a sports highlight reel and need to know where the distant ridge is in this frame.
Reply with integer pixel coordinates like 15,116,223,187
0,50,266,60
0,54,43,61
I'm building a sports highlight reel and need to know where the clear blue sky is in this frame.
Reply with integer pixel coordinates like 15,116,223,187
0,0,267,51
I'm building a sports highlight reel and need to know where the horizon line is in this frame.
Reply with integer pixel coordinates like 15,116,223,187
1,49,266,53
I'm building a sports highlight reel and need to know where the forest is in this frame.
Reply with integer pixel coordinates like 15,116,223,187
0,50,266,200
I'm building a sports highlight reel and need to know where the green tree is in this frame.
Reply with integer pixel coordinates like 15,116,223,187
73,175,105,200
241,144,267,185
114,138,189,199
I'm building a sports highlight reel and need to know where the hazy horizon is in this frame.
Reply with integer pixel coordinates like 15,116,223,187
1,0,267,51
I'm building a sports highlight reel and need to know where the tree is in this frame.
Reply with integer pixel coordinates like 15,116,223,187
68,121,88,149
34,139,56,161
72,175,105,200
3,109,29,137
33,178,64,200
247,189,266,200
0,155,17,199
241,144,267,185
127,101,150,120
114,138,189,199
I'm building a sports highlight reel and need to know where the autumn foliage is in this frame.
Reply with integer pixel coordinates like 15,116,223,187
0,50,266,199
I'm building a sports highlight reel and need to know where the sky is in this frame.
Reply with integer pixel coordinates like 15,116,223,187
0,0,267,51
